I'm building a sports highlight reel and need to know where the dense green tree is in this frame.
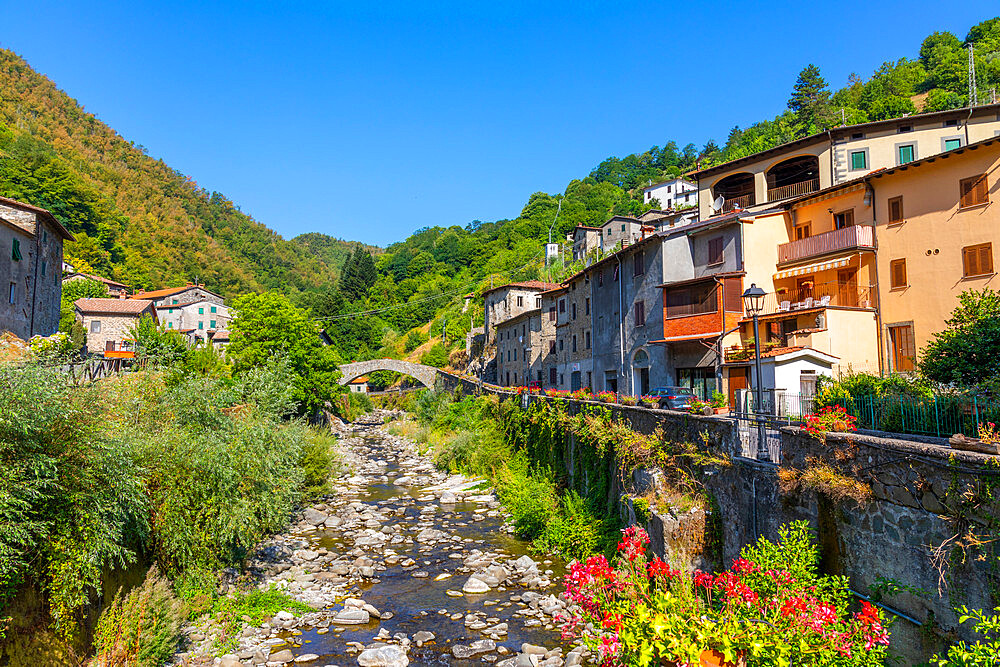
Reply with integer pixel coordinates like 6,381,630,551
339,245,378,301
919,288,1000,389
227,292,341,413
788,64,831,135
58,278,108,331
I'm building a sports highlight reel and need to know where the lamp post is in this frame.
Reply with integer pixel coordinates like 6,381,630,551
742,283,769,461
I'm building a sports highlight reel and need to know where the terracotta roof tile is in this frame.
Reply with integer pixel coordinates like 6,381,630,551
482,280,561,296
74,298,156,316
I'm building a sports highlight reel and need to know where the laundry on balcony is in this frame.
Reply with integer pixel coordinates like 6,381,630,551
773,256,853,280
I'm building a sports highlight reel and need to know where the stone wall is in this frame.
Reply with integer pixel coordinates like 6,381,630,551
434,380,999,662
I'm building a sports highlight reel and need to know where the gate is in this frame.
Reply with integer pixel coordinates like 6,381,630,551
733,389,785,463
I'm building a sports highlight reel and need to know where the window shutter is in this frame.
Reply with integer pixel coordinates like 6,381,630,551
890,259,906,288
888,197,903,223
981,244,993,274
976,175,989,205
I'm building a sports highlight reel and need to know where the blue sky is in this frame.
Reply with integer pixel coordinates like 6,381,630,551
2,2,997,246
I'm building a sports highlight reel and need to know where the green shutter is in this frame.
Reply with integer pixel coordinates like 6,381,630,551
210,320,216,328
198,307,204,314
898,145,914,164
945,138,961,151
850,151,867,170
11,238,21,261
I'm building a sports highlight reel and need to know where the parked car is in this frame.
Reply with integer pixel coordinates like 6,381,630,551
647,386,696,410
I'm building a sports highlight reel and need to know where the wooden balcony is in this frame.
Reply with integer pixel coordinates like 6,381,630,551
767,178,819,202
720,192,755,212
777,224,875,266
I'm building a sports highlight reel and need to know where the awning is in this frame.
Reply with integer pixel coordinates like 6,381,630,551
774,256,852,280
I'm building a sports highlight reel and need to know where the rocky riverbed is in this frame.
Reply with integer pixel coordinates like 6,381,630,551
177,411,593,667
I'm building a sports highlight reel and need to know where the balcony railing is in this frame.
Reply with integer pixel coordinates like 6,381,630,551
756,282,877,316
722,192,755,212
777,224,875,265
767,178,819,202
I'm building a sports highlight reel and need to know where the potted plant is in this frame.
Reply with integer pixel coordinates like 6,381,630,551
710,391,729,414
620,394,638,406
688,398,711,415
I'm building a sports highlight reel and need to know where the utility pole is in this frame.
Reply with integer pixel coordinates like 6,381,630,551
968,44,978,107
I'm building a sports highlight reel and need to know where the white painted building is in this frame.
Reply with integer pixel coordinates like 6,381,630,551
642,178,698,210
158,299,232,336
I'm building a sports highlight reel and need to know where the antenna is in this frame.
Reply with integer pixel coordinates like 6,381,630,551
968,44,978,107
712,196,725,214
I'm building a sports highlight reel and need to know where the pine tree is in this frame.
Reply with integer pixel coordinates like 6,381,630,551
339,246,377,302
788,64,831,136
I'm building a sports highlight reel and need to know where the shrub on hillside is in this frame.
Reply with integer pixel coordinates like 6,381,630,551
420,342,449,368
93,567,184,667
403,330,428,353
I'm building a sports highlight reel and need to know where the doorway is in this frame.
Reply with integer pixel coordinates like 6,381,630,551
728,367,749,408
571,371,582,392
837,269,858,307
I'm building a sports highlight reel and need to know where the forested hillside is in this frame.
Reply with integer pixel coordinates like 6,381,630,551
0,49,357,296
1,18,998,370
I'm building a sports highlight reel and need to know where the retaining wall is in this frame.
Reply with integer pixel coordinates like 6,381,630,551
433,372,999,662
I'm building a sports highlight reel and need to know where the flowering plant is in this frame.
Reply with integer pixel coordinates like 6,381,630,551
639,395,659,408
619,394,638,406
803,405,858,440
977,421,1000,445
571,388,593,401
595,391,617,403
688,399,709,415
559,521,890,666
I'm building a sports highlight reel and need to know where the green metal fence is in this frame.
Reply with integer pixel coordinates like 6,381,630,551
843,394,1000,438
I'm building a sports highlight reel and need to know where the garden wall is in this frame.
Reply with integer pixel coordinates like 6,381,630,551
434,373,999,662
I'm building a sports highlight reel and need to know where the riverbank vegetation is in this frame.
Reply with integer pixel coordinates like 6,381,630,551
0,356,341,658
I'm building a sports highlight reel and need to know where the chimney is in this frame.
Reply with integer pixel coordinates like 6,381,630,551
119,290,126,299
185,281,193,287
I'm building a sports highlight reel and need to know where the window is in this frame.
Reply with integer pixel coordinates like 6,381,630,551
559,339,564,351
889,324,915,372
91,320,101,333
585,298,590,315
897,144,915,165
516,296,523,307
572,335,577,353
198,307,204,315
535,297,540,308
548,307,556,322
549,368,557,385
620,224,626,232
888,196,904,224
210,320,217,328
167,322,173,329
211,306,217,313
572,303,577,320
198,321,204,330
707,237,724,265
507,350,511,361
962,243,994,277
42,230,48,243
667,185,672,193
944,119,958,127
851,132,864,140
960,174,989,208
890,259,907,288
559,299,566,313
7,282,14,304
635,301,646,326
794,223,811,240
11,238,21,261
40,260,46,277
513,348,517,361
849,150,867,170
834,209,855,229
549,340,556,353
633,250,644,276
585,331,591,349
943,137,962,151
897,125,912,133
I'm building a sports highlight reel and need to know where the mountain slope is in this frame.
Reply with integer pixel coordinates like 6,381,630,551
0,49,355,297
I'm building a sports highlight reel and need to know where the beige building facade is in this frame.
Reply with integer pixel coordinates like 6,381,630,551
74,298,157,356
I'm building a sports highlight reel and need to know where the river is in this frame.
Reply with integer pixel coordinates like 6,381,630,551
180,412,591,667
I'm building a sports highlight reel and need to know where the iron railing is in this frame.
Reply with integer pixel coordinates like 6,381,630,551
722,192,755,212
777,224,875,265
841,394,1000,439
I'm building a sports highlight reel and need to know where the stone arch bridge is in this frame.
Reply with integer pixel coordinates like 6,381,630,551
338,359,440,388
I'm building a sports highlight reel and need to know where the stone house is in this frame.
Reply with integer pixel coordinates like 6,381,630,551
495,309,543,387
157,299,233,336
0,196,75,340
131,283,225,309
482,280,559,345
570,226,603,261
539,287,563,388
347,376,369,393
554,274,593,391
74,298,157,357
599,216,644,254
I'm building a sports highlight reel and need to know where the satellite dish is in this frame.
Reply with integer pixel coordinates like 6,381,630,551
712,196,725,213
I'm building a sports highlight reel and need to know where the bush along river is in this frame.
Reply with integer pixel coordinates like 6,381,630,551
178,411,592,667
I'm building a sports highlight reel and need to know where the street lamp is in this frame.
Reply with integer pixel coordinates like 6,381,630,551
742,283,769,461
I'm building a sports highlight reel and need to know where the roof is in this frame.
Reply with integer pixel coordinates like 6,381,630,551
348,375,369,384
211,329,231,340
689,103,1000,180
602,215,640,226
65,272,129,289
658,270,745,289
0,195,75,241
74,298,156,316
131,284,222,300
559,230,666,285
642,177,696,191
482,280,561,297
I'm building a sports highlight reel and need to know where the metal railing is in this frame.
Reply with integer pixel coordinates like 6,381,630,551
840,394,1000,438
757,282,877,316
767,178,820,202
721,192,755,212
777,224,875,265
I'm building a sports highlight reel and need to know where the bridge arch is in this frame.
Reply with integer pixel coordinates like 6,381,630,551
338,359,439,389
